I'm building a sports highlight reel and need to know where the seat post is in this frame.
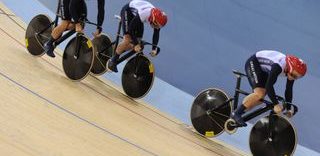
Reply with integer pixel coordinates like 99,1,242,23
55,0,61,27
113,16,122,54
233,75,242,110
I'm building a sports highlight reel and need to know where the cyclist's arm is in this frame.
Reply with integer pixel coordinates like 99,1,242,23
265,64,282,104
97,0,105,30
285,79,294,103
152,28,160,50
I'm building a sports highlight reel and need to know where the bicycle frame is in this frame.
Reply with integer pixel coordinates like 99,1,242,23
96,17,122,56
37,0,101,59
93,15,136,65
115,41,160,65
208,71,276,123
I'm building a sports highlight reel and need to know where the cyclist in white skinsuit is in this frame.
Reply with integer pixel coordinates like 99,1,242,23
107,0,168,72
231,50,307,126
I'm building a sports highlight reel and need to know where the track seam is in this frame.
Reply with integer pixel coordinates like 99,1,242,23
0,8,25,30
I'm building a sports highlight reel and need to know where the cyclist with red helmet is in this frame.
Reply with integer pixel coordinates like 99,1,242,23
44,0,105,58
107,0,168,72
231,50,307,126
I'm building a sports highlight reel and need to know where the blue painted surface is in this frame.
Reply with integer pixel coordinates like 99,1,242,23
2,0,320,155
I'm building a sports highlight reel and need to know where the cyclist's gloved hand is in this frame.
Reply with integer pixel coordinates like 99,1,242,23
150,50,158,57
134,44,142,52
284,110,294,118
75,23,84,33
150,47,160,57
93,26,102,38
283,103,297,118
273,103,283,115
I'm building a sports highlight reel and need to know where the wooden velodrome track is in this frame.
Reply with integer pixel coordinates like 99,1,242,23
0,3,248,156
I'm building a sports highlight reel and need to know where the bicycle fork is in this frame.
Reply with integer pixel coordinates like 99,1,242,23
74,34,83,59
267,112,276,143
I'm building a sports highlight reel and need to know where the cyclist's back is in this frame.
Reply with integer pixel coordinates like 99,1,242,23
255,50,286,73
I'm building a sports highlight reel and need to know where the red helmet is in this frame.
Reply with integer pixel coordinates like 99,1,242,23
149,8,168,28
286,55,307,76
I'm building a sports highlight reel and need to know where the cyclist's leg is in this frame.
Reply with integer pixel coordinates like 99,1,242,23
67,23,75,30
108,4,134,72
44,0,72,57
116,21,144,55
243,54,268,109
131,21,144,53
232,54,267,126
70,0,87,33
116,34,133,55
51,20,71,39
51,0,72,39
243,88,266,109
108,35,133,72
115,3,134,55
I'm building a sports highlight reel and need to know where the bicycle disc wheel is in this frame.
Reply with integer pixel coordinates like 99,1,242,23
190,88,231,137
122,55,154,99
91,34,113,75
63,34,94,81
250,114,297,156
25,14,53,56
